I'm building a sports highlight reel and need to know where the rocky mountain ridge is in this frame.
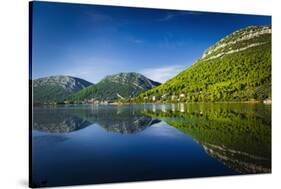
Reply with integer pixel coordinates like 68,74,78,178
201,26,271,61
33,75,92,103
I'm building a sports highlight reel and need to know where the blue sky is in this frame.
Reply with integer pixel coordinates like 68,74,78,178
31,2,271,83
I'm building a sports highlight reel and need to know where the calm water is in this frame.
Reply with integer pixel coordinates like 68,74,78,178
31,103,271,187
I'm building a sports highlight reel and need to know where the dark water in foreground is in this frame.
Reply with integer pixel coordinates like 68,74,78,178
31,103,271,187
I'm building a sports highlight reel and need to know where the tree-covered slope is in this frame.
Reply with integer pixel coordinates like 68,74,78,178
69,72,160,101
137,26,271,102
33,75,92,103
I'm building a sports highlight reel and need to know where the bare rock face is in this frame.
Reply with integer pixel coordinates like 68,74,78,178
33,75,92,103
33,75,92,91
201,26,271,61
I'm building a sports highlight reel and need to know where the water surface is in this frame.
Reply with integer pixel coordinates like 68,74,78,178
32,103,271,187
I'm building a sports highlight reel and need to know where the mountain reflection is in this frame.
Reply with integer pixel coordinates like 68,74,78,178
141,103,271,174
93,107,161,134
33,105,160,134
33,108,92,133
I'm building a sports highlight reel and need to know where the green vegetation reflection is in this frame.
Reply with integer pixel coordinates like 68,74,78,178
140,103,271,174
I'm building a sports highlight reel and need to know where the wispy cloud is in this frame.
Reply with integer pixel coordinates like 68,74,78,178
159,34,186,49
84,10,113,23
140,65,186,83
62,65,123,84
126,37,145,44
133,39,144,44
60,56,120,83
157,11,201,22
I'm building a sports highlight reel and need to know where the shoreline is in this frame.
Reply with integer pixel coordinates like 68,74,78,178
34,100,271,106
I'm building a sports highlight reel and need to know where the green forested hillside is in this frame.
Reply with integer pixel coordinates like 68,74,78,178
69,72,160,101
136,26,271,102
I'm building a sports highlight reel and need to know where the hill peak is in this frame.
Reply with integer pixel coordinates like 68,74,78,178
201,25,271,61
70,72,161,101
101,72,160,88
33,75,92,103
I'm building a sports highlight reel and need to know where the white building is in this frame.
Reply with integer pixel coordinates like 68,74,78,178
179,93,185,98
263,99,272,104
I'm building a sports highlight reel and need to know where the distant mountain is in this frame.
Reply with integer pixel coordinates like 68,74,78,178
137,25,272,102
69,72,160,101
33,75,92,103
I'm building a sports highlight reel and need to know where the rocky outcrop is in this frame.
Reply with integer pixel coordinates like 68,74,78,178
201,26,271,61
